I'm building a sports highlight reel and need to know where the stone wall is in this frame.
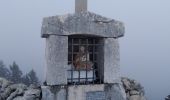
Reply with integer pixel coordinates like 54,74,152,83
67,84,104,100
42,86,66,100
42,84,126,100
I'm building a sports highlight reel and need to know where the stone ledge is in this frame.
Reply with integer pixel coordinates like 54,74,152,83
41,11,125,38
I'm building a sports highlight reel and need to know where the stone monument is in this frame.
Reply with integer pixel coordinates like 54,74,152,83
41,0,126,100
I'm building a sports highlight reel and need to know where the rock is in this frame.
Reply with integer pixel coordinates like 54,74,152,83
24,89,41,99
6,88,24,100
5,84,27,100
121,78,131,91
0,77,41,100
130,90,140,96
129,95,146,100
121,77,146,100
105,84,127,100
0,85,13,99
12,96,24,100
0,78,12,92
29,84,41,89
10,84,27,90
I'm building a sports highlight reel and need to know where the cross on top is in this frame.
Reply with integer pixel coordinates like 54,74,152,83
75,0,87,13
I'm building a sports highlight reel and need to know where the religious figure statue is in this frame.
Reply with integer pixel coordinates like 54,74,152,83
74,46,93,70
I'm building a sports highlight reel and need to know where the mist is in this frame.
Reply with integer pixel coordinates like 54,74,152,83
0,0,170,100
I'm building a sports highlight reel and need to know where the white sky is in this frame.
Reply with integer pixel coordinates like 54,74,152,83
0,0,170,99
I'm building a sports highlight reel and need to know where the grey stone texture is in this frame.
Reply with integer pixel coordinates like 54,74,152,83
44,35,121,85
42,84,126,100
104,38,121,83
0,77,42,100
41,6,126,100
129,95,146,100
42,86,66,100
45,35,68,85
41,11,124,38
121,77,147,100
105,84,126,100
67,84,105,100
42,85,125,100
75,0,87,13
42,11,125,85
0,77,148,100
86,91,105,100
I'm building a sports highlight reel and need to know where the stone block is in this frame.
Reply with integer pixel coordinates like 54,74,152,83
42,86,66,100
104,38,121,83
67,84,104,100
41,11,124,38
45,35,68,85
105,84,126,100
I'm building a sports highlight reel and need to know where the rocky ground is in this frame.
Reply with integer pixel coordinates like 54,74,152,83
0,77,147,100
0,78,41,100
121,77,146,100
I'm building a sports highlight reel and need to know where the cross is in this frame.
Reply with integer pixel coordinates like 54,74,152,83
75,0,87,13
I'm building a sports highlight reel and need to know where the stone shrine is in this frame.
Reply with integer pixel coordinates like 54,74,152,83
41,0,126,100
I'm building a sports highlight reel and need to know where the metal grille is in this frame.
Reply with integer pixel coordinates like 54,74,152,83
67,35,104,85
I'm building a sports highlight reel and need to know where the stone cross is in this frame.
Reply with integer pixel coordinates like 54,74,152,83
75,0,87,13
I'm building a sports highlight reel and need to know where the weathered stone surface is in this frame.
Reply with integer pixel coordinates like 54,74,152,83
0,77,41,100
41,11,124,38
129,90,140,95
75,0,87,13
0,77,148,100
12,96,24,100
42,86,66,100
104,38,121,84
105,84,126,100
6,87,25,100
86,91,105,100
45,35,68,85
0,78,12,91
42,86,54,100
129,95,146,100
24,89,41,100
121,78,131,90
68,84,104,100
121,77,146,100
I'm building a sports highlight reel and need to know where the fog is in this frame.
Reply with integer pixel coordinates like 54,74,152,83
0,0,170,100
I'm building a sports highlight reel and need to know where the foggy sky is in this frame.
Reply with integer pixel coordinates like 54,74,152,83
0,0,170,100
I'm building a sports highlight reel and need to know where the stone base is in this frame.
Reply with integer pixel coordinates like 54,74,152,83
42,84,126,100
41,86,66,100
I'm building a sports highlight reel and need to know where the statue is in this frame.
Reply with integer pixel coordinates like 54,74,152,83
74,46,93,70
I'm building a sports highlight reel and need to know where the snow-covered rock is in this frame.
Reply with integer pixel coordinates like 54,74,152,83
121,77,147,100
0,77,41,100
